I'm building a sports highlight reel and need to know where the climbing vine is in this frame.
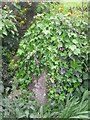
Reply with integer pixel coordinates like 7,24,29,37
10,8,88,103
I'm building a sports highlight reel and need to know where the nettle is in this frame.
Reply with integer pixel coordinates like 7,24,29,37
14,13,88,103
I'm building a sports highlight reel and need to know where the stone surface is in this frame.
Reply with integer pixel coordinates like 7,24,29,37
28,71,47,105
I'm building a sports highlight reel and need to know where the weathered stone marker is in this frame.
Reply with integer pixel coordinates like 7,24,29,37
28,71,47,105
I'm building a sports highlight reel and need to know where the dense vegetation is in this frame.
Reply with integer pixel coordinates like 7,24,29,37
13,12,88,102
0,2,89,119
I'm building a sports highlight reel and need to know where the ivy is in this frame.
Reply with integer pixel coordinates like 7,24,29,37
12,12,88,103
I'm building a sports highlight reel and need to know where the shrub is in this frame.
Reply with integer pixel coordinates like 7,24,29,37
0,7,18,50
11,11,88,103
0,7,19,86
1,90,89,118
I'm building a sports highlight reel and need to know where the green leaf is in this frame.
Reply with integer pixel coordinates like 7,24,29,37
42,29,50,35
74,49,80,55
25,110,29,118
58,42,63,48
83,73,88,80
69,45,76,51
0,21,4,30
17,49,24,55
2,27,7,35
39,106,43,117
72,39,78,44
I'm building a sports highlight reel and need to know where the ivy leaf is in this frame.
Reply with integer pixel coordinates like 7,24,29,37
58,42,63,48
69,45,76,51
18,49,24,55
42,29,50,35
74,49,80,55
72,39,78,44
37,23,44,29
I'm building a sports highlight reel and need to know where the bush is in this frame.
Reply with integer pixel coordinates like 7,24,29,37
1,90,89,118
12,11,88,103
0,7,19,86
0,7,18,50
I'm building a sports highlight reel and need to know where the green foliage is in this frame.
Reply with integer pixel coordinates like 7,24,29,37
0,7,19,85
0,6,18,54
1,90,37,118
12,11,88,103
36,2,50,14
0,7,18,49
57,90,89,118
28,90,89,118
1,90,89,118
1,2,89,119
